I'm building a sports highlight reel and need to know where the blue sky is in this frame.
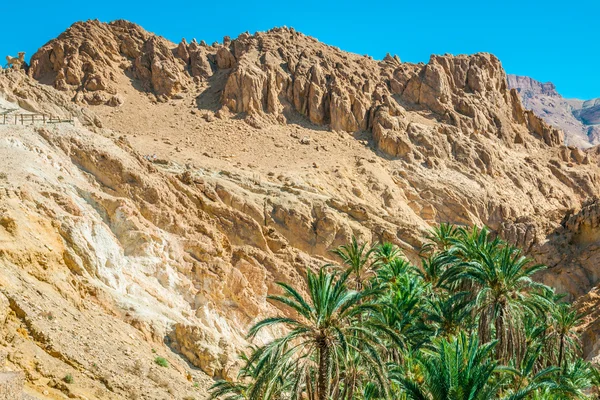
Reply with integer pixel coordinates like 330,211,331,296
2,0,598,99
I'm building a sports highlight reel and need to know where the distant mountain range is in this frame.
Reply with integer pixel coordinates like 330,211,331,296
508,75,600,148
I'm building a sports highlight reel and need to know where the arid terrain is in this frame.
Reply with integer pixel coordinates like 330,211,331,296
1,19,600,399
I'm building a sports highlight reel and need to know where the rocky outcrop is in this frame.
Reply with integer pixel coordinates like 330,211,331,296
574,98,600,125
132,36,188,98
28,22,565,161
29,20,146,105
29,20,200,104
0,68,101,127
169,324,238,379
508,74,600,148
522,198,600,298
213,28,568,166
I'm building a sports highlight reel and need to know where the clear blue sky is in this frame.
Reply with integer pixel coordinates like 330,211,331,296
2,0,598,99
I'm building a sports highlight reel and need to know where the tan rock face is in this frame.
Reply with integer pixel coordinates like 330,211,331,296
133,36,187,97
211,28,570,170
29,20,146,105
170,323,239,379
0,69,101,127
4,20,600,398
29,20,198,104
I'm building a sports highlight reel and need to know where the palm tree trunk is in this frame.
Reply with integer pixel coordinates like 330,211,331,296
317,336,330,400
558,334,565,369
495,303,507,363
306,368,316,400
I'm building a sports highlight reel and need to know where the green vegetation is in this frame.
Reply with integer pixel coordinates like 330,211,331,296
210,224,597,399
63,373,73,384
154,356,169,368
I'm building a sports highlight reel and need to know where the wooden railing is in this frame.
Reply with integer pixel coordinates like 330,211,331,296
0,113,74,125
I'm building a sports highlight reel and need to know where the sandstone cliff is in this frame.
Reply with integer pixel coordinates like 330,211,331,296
1,20,600,398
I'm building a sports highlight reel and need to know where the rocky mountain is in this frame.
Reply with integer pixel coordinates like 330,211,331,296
508,74,600,148
2,19,600,398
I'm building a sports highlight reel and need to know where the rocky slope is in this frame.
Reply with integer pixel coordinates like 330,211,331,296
508,75,600,148
1,20,600,398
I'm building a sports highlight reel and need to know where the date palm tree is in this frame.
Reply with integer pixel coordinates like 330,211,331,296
373,242,402,266
440,240,547,364
332,236,375,290
211,227,593,400
419,253,453,288
506,343,557,396
547,303,583,369
246,267,388,400
425,292,474,337
375,258,414,289
421,222,462,255
210,380,250,400
393,332,504,400
373,273,431,358
448,225,504,261
210,348,287,400
550,359,594,399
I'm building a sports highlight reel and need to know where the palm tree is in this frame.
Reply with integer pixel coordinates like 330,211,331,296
375,258,414,289
421,222,462,255
550,359,594,399
546,303,583,369
393,332,504,400
246,268,387,400
373,242,402,266
440,241,547,364
211,227,593,400
335,343,391,400
210,380,250,400
332,236,375,290
506,343,557,397
447,225,504,262
419,253,453,288
425,292,474,337
373,273,431,357
210,348,287,400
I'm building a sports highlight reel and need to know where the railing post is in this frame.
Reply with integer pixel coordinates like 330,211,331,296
20,115,23,125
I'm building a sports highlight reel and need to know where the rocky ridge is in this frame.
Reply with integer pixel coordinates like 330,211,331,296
30,22,566,154
1,20,600,398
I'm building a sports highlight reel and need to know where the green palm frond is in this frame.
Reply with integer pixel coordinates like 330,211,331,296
211,225,592,400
